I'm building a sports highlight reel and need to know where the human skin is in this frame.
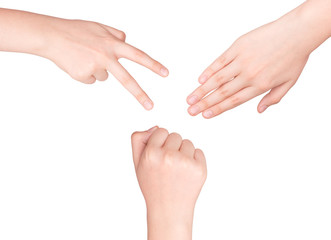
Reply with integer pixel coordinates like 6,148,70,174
0,8,169,110
187,0,331,118
131,127,207,240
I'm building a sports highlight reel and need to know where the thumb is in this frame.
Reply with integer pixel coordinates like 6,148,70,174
131,126,158,169
258,82,294,113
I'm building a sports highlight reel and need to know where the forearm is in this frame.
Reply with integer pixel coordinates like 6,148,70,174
303,0,331,39
0,8,53,56
278,0,331,53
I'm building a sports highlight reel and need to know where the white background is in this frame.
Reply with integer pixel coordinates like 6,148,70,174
0,0,330,239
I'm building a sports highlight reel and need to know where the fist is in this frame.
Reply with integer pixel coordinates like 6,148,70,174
131,127,207,213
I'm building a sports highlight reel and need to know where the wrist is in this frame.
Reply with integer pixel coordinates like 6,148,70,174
303,0,331,38
27,15,65,59
147,206,194,240
26,18,52,58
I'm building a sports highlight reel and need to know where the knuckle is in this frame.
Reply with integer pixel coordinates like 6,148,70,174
195,89,203,98
213,105,222,115
120,76,132,86
230,96,241,105
170,132,182,140
195,149,204,158
85,77,96,84
218,88,229,97
196,85,208,97
156,128,169,137
103,72,109,81
183,139,193,145
72,70,87,81
245,71,257,81
195,168,207,182
118,31,126,41
131,132,139,141
73,72,94,84
217,55,227,66
95,72,107,81
134,49,146,59
194,165,207,178
272,97,281,105
203,69,213,77
135,91,147,102
164,150,178,162
215,73,225,85
200,168,208,181
85,60,98,74
199,100,209,110
255,81,269,91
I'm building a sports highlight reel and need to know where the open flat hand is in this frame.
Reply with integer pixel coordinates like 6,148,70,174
187,0,331,118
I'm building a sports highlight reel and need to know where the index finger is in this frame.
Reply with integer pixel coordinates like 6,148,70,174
146,128,169,148
131,126,159,170
117,43,169,78
100,23,126,41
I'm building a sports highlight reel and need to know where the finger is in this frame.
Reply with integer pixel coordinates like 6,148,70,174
199,47,236,84
100,24,126,41
131,126,159,170
188,76,247,116
146,128,169,148
94,69,109,81
257,81,294,113
81,75,96,84
179,139,195,158
194,149,207,168
108,61,154,110
187,62,240,105
163,133,182,150
117,44,169,77
202,87,259,118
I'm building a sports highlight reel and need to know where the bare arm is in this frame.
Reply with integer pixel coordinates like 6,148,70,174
187,0,331,117
0,8,169,110
131,127,207,240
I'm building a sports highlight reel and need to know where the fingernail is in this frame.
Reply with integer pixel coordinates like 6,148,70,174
160,67,169,77
188,105,200,115
259,105,268,113
203,110,213,118
143,100,153,110
187,95,198,105
199,75,207,84
147,126,158,132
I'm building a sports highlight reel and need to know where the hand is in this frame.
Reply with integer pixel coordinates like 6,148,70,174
186,1,331,118
0,9,169,110
44,19,168,110
131,127,207,240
